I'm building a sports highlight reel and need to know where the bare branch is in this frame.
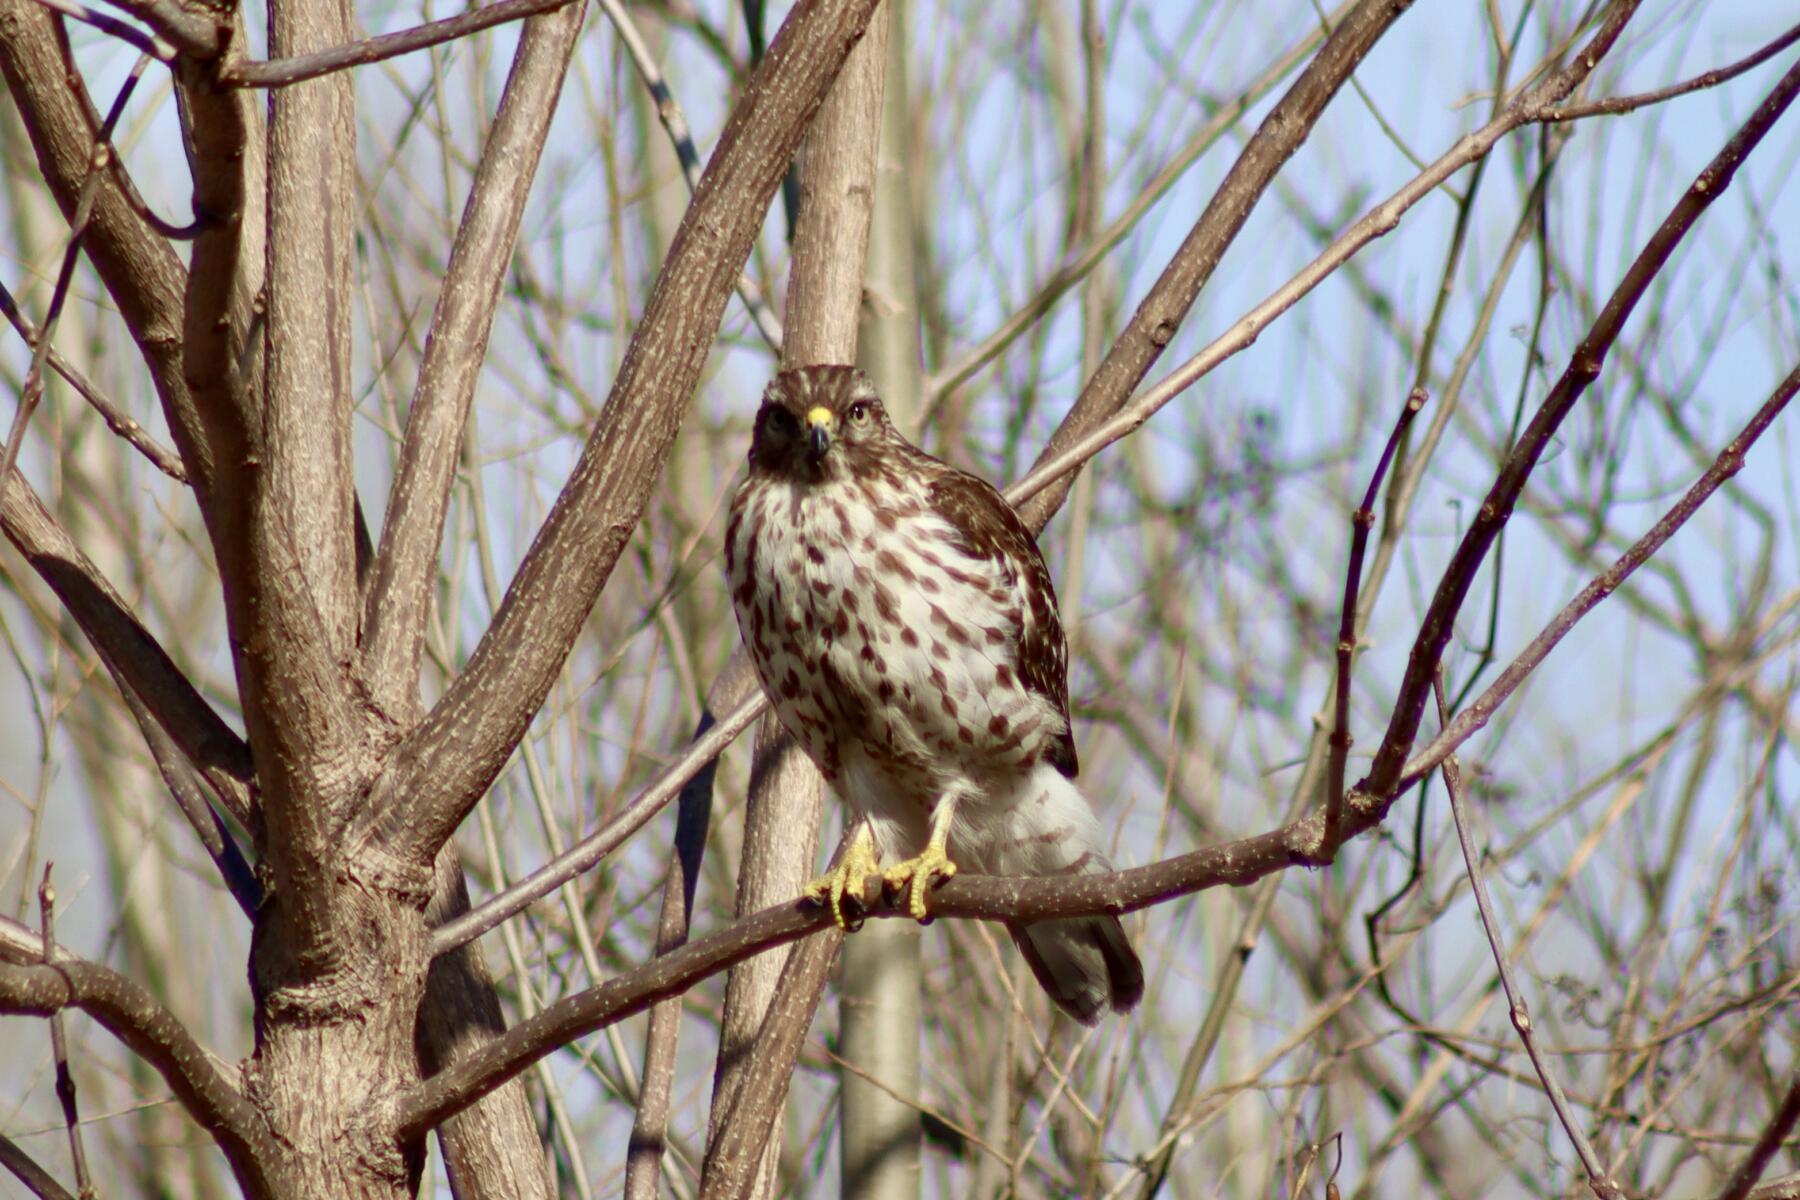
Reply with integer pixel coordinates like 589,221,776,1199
698,931,842,1200
222,0,577,88
0,958,272,1194
595,0,783,349
26,0,172,59
2,465,256,826
429,686,764,956
1396,356,1800,794
419,851,558,1200
36,870,94,1200
2,49,152,490
922,0,1361,407
115,682,261,915
1435,675,1622,1200
1713,1073,1800,1200
625,657,758,1200
94,0,217,59
235,0,366,963
360,0,588,719
1535,21,1800,124
0,279,189,482
1324,386,1425,844
0,0,208,488
0,1131,76,1200
1004,0,1647,524
1015,0,1424,532
1357,50,1800,810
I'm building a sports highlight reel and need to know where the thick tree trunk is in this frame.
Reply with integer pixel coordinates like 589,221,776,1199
246,875,431,1200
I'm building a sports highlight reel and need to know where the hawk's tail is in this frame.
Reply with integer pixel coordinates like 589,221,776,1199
1008,900,1144,1026
982,764,1143,1024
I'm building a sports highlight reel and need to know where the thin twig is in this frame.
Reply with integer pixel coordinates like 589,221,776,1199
595,0,783,351
222,0,578,87
1323,386,1426,845
37,868,94,1200
2,52,152,488
430,688,764,955
0,281,188,483
1433,675,1621,1200
28,0,171,59
1536,21,1800,123
1002,1,1644,524
624,659,756,1200
1397,357,1800,795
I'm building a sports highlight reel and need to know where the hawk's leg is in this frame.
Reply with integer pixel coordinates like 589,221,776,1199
804,819,883,931
883,796,959,922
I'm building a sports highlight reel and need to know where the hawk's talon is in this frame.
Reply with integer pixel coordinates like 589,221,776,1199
882,843,958,923
803,824,882,931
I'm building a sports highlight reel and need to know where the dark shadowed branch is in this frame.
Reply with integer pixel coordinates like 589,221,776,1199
1715,1073,1800,1200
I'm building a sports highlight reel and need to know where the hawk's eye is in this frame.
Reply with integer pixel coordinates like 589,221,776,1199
848,401,872,426
767,407,798,435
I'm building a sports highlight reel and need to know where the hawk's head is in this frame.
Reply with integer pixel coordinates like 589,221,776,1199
749,365,897,484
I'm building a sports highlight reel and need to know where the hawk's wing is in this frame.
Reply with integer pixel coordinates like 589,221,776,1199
925,465,1079,778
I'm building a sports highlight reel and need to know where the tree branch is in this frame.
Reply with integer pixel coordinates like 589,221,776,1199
360,0,884,870
2,465,255,826
1015,0,1420,533
0,1131,76,1200
595,0,784,350
95,0,219,59
624,657,758,1200
360,0,589,720
1355,47,1800,811
429,686,765,956
222,0,577,88
0,958,273,1195
1395,357,1800,794
0,0,208,488
1002,0,1646,527
238,0,365,962
1535,20,1800,124
1718,1076,1800,1200
1435,675,1622,1200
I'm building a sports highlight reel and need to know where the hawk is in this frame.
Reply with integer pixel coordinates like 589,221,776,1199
724,364,1143,1024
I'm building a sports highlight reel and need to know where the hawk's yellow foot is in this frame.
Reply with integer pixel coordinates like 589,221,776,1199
804,822,882,930
883,842,958,922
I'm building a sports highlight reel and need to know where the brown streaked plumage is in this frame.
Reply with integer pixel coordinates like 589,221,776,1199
725,364,1143,1025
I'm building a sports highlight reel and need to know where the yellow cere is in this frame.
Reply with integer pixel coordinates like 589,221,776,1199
806,406,835,429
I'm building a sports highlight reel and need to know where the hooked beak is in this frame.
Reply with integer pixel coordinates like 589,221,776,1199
806,406,834,463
